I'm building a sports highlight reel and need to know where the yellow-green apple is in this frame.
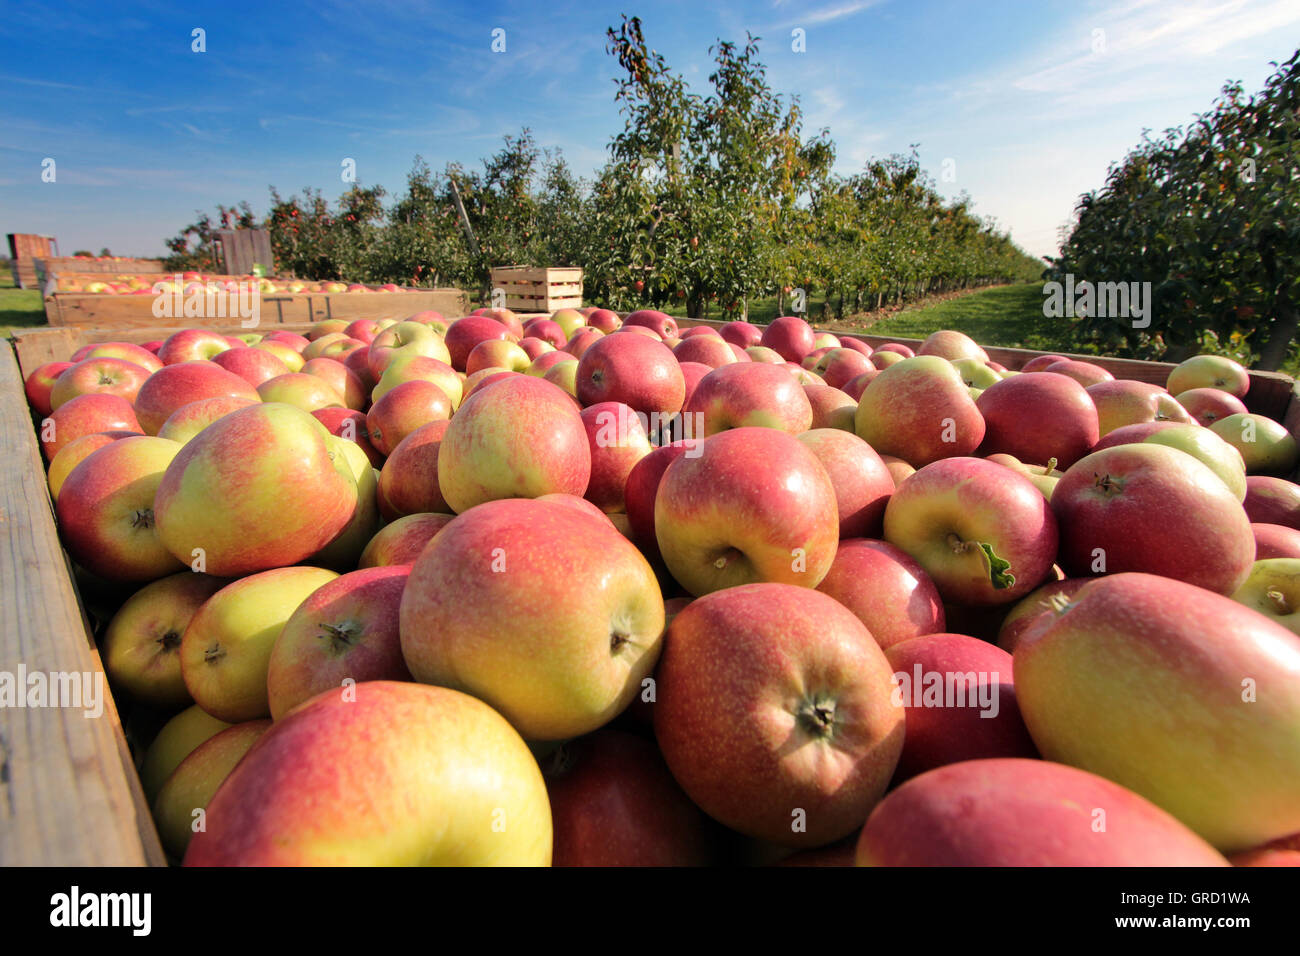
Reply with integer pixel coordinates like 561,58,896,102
870,350,905,370
46,430,138,501
654,582,904,846
400,497,664,740
183,681,551,865
443,315,515,371
267,566,411,719
466,338,531,374
371,352,462,409
797,428,894,538
586,308,622,333
40,393,143,461
623,309,678,339
995,577,1091,652
156,395,259,445
24,361,74,416
1093,421,1247,500
746,345,785,364
309,437,381,570
804,384,857,431
1052,443,1254,594
1210,412,1299,475
684,361,813,436
256,371,345,413
916,329,987,363
975,372,1099,469
1230,558,1300,635
885,633,1037,781
576,333,685,417
56,436,185,582
813,347,876,390
984,453,1062,499
1041,358,1113,387
857,758,1228,866
524,318,567,349
158,328,232,364
719,320,762,348
760,315,815,363
816,539,944,649
180,565,338,722
1167,353,1250,398
301,357,366,410
1175,386,1249,426
950,357,1002,390
581,402,653,513
306,319,350,340
102,571,227,708
655,427,838,595
378,420,451,519
1244,475,1300,528
367,321,452,378
518,337,556,361
1253,522,1300,559
543,728,716,866
526,350,572,377
884,456,1058,606
301,332,349,360
251,338,305,371
154,403,357,576
211,346,291,388
855,356,986,467
365,380,451,456
73,342,163,374
359,512,455,568
672,335,737,369
140,705,231,802
550,307,586,339
49,357,150,410
437,375,590,513
134,362,261,435
1086,379,1193,435
154,719,271,858
1014,572,1300,851
812,331,841,350
312,407,383,466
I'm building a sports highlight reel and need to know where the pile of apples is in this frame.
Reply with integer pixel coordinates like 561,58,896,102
51,271,412,295
21,307,1300,867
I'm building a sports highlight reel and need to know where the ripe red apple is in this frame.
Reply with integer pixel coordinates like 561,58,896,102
623,309,678,339
857,758,1228,866
377,420,452,519
653,583,904,846
400,498,664,740
443,315,515,371
49,357,150,410
760,315,815,363
816,539,944,649
875,342,915,358
359,512,454,568
841,370,878,401
1015,572,1300,851
74,341,163,374
46,430,139,501
523,318,567,349
975,372,1099,469
1021,353,1068,373
1051,443,1255,594
994,577,1091,653
684,361,813,435
623,440,695,560
365,380,451,456
24,361,74,416
884,456,1059,606
814,348,875,390
211,346,291,388
311,407,383,467
576,333,685,417
1253,522,1300,560
301,357,366,410
586,308,621,333
466,338,531,374
916,330,987,363
796,428,895,538
719,321,762,348
157,328,232,364
1244,475,1300,529
134,361,261,435
655,427,838,595
1042,358,1113,387
1175,387,1249,426
343,318,384,344
156,395,260,445
855,356,985,467
39,393,142,461
580,402,653,513
256,372,345,414
371,353,461,408
673,334,737,369
677,360,713,410
804,383,857,431
183,682,552,865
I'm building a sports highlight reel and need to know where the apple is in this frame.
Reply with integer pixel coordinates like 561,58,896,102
983,453,1062,500
586,308,622,333
654,582,904,846
719,321,762,348
526,350,572,377
1244,475,1300,528
916,330,988,363
154,719,272,858
134,362,262,435
1041,358,1114,387
1014,572,1300,851
1052,443,1255,594
45,430,138,501
870,350,905,370
683,361,813,436
813,348,876,390
56,436,185,582
543,728,715,866
857,758,1228,866
676,360,713,410
301,332,350,360
950,358,1002,390
1252,522,1300,560
183,682,551,865
359,512,455,568
803,384,857,431
786,363,825,387
157,329,232,364
371,353,462,408
885,633,1037,781
251,339,305,372
301,357,366,410
518,337,555,361
1229,558,1300,635
878,453,915,485
562,327,605,360
49,357,150,410
815,539,945,649
760,315,816,363
443,315,515,371
746,345,785,364
154,403,357,577
1020,353,1068,373
655,427,838,595
1210,412,1299,475
623,309,678,339
74,342,163,374
1167,354,1250,398
673,334,737,369
312,407,383,467
365,380,451,456
437,375,589,513
975,372,1099,469
306,319,350,340
179,565,338,722
1175,387,1249,426
524,318,567,349
995,577,1091,653
479,306,525,339
139,705,231,803
841,370,878,401
24,361,74,416
154,395,259,447
576,333,685,417
463,368,518,401
1092,421,1247,500
581,402,653,513
377,420,452,519
1086,379,1193,435
623,440,696,561
400,498,664,740
343,318,384,344
307,437,381,571
812,332,840,350
836,337,873,359
876,343,914,358
211,346,291,388
796,428,895,538
466,338,531,374
856,356,985,467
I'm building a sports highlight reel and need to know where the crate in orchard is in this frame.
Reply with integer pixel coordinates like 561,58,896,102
490,266,582,313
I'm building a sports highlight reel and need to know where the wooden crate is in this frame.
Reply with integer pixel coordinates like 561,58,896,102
33,257,164,288
213,228,274,276
7,234,57,289
490,266,582,313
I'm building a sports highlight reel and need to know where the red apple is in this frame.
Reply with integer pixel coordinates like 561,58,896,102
677,360,713,409
1042,358,1114,387
156,395,260,445
1175,387,1249,426
814,348,875,390
40,393,143,461
1021,353,1068,373
157,329,232,364
1086,379,1193,435
760,315,815,363
443,316,515,371
365,380,451,457
684,361,813,435
466,338,531,374
804,384,857,431
623,440,695,560
623,309,678,339
586,308,622,333
995,577,1092,653
311,407,383,466
24,361,74,416
673,335,738,369
816,539,945,649
975,372,1099,469
135,362,261,435
580,402,653,513
575,332,685,418
49,357,150,410
301,357,366,410
74,341,163,374
377,420,452,519
719,320,762,348
1253,523,1300,560
916,330,987,363
359,512,454,568
796,428,895,538
211,346,291,388
1244,476,1300,529
856,356,986,467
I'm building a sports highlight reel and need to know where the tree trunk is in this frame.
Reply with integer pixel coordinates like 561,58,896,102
1258,301,1299,372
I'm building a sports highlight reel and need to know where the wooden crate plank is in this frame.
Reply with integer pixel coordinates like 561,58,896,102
0,341,164,865
12,328,81,380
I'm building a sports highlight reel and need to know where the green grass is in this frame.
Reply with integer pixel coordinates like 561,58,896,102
0,271,47,338
662,294,828,326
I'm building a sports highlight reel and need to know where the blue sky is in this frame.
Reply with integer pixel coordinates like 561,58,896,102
2,0,1296,262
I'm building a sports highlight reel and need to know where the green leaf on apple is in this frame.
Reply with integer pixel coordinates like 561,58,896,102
978,542,1016,590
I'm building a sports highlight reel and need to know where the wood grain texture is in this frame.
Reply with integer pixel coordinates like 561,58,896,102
0,340,164,865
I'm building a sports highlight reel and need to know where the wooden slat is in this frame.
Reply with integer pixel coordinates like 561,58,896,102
0,340,164,865
12,327,81,380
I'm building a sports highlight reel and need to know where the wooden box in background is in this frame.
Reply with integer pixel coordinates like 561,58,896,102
490,266,582,313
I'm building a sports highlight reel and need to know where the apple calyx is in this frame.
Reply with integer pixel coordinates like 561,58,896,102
1092,472,1125,496
203,643,226,664
318,621,361,654
156,629,181,652
945,533,1016,590
131,508,155,530
796,698,837,739
609,631,631,653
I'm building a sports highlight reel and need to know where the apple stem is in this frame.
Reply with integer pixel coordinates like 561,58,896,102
1266,588,1291,615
